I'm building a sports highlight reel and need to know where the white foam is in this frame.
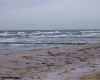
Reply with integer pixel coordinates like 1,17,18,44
0,38,16,42
0,32,9,36
17,32,26,36
32,31,61,35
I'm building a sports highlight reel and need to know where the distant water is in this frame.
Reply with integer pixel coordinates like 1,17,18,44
0,29,100,50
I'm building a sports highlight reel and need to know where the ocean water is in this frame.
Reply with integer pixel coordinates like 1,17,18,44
0,29,100,50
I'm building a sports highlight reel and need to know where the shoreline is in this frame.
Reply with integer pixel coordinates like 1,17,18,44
0,43,100,80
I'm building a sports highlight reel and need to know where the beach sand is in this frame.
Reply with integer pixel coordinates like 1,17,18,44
0,44,100,80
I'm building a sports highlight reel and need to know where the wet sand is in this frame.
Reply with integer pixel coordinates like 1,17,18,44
0,44,100,80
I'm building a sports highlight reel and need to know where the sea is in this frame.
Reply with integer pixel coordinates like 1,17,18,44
0,29,100,50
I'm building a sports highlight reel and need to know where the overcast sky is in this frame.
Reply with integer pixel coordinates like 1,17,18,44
0,0,99,29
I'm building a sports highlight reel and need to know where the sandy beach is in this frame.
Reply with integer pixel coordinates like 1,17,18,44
0,44,100,80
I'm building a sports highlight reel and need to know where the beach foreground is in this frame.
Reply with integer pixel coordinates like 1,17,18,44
0,44,100,80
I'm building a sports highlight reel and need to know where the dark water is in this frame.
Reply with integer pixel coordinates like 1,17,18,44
0,29,100,50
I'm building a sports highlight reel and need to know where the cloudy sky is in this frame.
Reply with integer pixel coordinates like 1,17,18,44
0,0,99,29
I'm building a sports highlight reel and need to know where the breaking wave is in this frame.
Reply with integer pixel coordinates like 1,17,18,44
0,30,100,50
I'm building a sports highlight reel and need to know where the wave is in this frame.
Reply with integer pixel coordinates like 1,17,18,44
1,30,100,37
0,42,85,44
0,30,100,50
0,38,17,42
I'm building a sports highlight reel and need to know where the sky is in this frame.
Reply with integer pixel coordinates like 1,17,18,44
0,0,99,29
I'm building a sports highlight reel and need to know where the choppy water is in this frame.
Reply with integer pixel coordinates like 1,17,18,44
0,29,100,50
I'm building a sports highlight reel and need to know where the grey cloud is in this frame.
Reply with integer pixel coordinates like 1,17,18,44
0,0,99,29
